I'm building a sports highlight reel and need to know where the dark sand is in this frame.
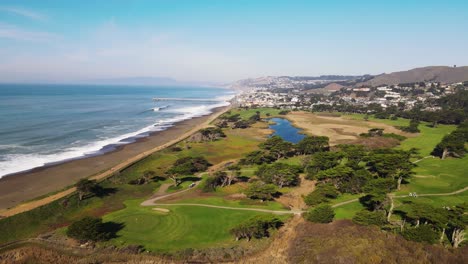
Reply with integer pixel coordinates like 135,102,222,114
0,107,227,210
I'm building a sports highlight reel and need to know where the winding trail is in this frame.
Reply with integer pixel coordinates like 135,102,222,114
332,186,468,208
144,203,302,215
0,106,230,218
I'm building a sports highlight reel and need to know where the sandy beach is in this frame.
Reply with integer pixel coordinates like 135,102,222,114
0,106,229,215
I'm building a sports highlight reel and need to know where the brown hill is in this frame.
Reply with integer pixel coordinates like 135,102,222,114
361,66,468,86
324,82,345,91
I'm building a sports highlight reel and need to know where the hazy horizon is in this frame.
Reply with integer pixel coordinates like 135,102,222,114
1,0,467,83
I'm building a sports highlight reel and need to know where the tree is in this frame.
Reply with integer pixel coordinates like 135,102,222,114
248,112,261,123
306,151,344,178
166,156,210,186
199,127,226,141
233,120,250,129
76,179,97,201
400,119,420,133
432,125,467,159
304,204,335,223
338,144,367,168
142,170,156,184
244,182,278,201
239,150,275,165
447,203,468,248
230,215,283,241
303,183,338,206
260,136,294,159
66,217,113,242
296,136,329,155
366,149,414,190
402,225,439,244
360,178,396,211
352,210,387,226
314,166,354,189
256,163,300,188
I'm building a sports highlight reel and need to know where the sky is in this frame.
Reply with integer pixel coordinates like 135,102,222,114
0,0,467,84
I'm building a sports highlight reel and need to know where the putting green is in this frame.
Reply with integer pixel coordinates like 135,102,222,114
103,199,288,252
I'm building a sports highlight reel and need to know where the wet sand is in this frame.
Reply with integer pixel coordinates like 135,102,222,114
0,106,229,212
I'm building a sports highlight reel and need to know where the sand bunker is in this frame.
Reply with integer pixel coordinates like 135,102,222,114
152,207,170,213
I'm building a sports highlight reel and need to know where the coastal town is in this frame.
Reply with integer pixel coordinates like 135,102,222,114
233,76,468,113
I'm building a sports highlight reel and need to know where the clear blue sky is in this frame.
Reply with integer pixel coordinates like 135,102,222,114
0,0,467,83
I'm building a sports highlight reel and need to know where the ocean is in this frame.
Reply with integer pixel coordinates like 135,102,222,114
0,84,234,178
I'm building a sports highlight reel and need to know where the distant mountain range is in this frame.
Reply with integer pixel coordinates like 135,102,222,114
231,66,468,91
360,66,468,86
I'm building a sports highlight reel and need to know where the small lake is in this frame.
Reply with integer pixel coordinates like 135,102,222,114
268,117,305,144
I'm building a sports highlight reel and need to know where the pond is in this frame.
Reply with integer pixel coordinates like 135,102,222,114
268,117,305,144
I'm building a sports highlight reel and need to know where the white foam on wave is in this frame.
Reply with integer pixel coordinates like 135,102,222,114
0,99,231,178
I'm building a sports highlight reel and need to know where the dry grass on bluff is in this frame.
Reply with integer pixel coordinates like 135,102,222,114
288,220,468,264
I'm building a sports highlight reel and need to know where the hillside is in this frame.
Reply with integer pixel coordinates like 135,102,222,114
361,66,468,86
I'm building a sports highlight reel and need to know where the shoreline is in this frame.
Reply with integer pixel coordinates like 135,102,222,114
0,106,230,215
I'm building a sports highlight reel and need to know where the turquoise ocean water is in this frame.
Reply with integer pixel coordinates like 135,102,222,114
0,84,234,177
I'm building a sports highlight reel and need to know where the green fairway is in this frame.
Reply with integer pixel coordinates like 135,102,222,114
344,113,456,156
397,156,468,194
103,199,288,252
164,196,288,211
228,107,283,120
333,201,364,220
394,192,468,209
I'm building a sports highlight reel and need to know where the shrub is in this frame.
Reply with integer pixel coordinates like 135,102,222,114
66,217,118,242
352,210,387,226
230,215,283,241
304,204,335,223
303,183,338,206
244,182,278,200
402,225,439,244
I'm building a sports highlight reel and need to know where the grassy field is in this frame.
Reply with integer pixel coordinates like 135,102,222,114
334,201,364,220
228,107,283,120
163,196,288,211
343,113,456,156
102,199,289,252
328,113,466,220
397,156,468,195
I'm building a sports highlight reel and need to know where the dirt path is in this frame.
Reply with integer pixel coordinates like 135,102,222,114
332,185,468,208
392,186,468,198
143,202,302,214
235,215,303,264
276,175,315,211
0,107,230,218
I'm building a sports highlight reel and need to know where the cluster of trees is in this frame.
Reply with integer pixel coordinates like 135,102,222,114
240,135,329,165
67,217,122,242
166,156,210,186
203,168,241,192
218,111,264,129
398,119,420,133
393,202,468,247
303,145,416,225
432,121,468,159
196,127,226,142
304,204,335,223
244,182,279,200
239,135,331,201
244,163,301,201
256,163,301,188
76,179,98,201
359,128,407,141
230,215,283,241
